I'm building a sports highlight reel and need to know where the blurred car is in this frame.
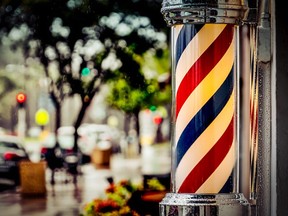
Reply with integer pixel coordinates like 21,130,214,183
0,135,29,186
77,123,121,163
40,127,75,170
40,127,74,150
41,124,121,166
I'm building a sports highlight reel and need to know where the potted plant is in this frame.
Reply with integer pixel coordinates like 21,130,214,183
81,178,167,216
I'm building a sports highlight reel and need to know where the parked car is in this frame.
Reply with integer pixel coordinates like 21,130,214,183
77,123,121,163
40,127,75,170
39,127,80,184
41,124,121,166
78,124,121,151
0,135,29,186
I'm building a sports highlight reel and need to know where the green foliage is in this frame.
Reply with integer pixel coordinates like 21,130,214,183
107,75,171,115
107,79,146,114
146,178,166,191
106,46,171,115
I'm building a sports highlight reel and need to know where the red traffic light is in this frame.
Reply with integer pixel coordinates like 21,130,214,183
153,115,163,125
16,93,27,104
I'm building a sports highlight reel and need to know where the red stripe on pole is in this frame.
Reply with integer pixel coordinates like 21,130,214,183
178,116,234,193
176,25,234,118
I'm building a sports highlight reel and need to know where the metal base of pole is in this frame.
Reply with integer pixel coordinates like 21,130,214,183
159,193,250,216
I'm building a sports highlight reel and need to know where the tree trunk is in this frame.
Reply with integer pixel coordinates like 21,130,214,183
133,111,141,153
133,111,140,139
54,102,61,148
73,101,90,152
125,111,141,154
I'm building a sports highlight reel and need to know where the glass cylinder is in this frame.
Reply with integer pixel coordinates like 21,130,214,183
170,23,238,194
160,22,250,216
248,24,258,203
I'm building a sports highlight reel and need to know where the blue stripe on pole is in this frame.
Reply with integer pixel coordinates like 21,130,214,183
176,69,234,166
175,24,204,66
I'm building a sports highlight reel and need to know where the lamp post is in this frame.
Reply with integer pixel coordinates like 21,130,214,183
16,92,27,139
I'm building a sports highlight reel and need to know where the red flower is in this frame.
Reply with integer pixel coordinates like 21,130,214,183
105,184,116,193
119,180,129,186
94,199,120,213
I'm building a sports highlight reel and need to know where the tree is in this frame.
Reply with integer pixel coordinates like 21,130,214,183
0,58,45,131
106,47,171,136
0,0,169,152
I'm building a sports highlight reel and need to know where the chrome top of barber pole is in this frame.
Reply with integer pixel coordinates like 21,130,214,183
161,0,257,25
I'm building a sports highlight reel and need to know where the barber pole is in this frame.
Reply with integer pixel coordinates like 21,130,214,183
174,23,236,194
159,0,256,215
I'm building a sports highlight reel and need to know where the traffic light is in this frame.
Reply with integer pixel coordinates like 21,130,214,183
153,115,163,125
81,67,91,76
16,92,26,108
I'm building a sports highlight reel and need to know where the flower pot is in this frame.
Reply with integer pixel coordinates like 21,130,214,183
19,160,47,196
91,146,112,167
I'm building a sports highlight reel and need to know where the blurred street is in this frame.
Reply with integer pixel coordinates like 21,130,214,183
0,163,113,216
0,144,171,216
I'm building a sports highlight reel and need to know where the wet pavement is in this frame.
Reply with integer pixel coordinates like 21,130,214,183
0,148,170,216
0,164,113,216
